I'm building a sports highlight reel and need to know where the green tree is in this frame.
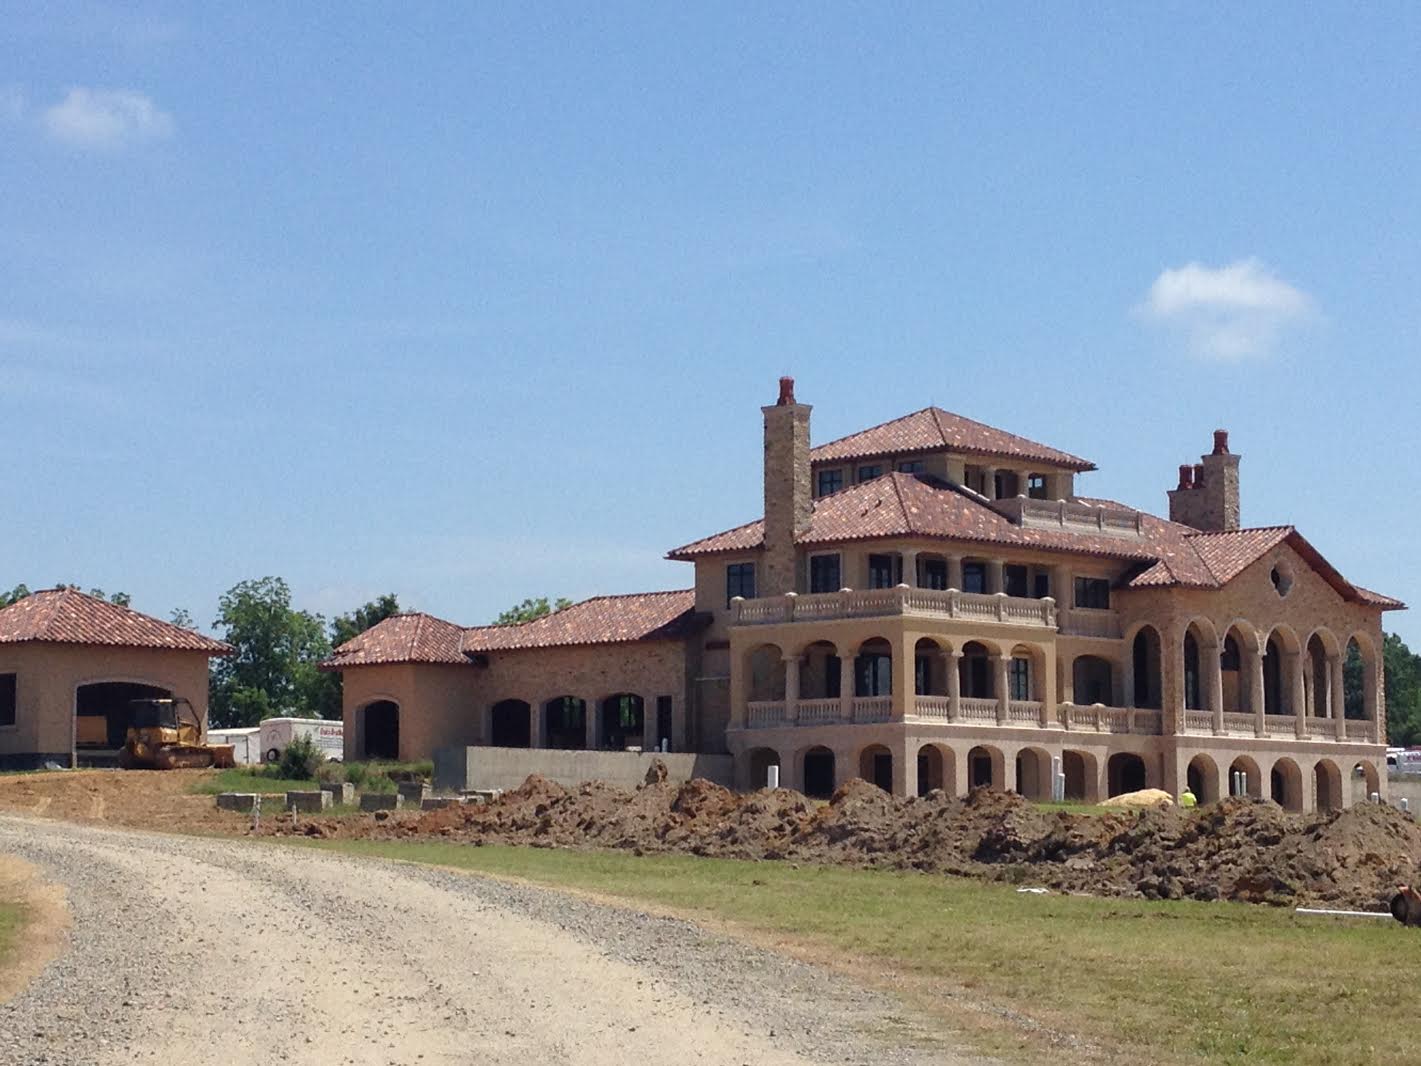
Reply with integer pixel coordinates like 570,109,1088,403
1384,632,1421,746
307,594,402,720
169,607,197,630
210,577,331,728
0,585,30,609
495,596,572,624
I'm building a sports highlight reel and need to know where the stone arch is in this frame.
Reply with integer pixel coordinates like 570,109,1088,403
490,699,532,748
960,641,995,700
916,743,955,796
1228,754,1262,797
1313,759,1343,812
1072,655,1114,707
1351,759,1381,805
1270,756,1304,811
1061,749,1099,803
600,693,645,750
798,640,842,700
1220,622,1259,713
1128,625,1162,709
359,699,400,761
745,642,787,702
914,637,952,696
747,746,781,789
1008,643,1045,702
858,743,894,792
74,680,173,756
1343,633,1380,723
1182,619,1217,712
802,745,835,799
853,636,894,697
543,696,587,750
1186,753,1220,804
1262,626,1301,716
1015,746,1052,801
1107,752,1147,797
968,744,1004,790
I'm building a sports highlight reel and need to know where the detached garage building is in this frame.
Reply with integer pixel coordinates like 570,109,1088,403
0,588,232,769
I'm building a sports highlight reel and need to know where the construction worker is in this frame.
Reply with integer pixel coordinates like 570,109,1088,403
1180,787,1198,809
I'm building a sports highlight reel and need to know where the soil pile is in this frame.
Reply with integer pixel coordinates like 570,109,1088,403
274,776,1421,909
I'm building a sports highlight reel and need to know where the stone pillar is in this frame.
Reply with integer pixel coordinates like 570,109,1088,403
644,697,659,751
893,635,916,721
892,736,917,798
901,550,919,587
1040,645,1056,728
951,745,971,797
1000,748,1017,793
1251,650,1267,737
947,650,962,721
982,466,998,499
531,702,544,749
1207,643,1225,735
994,654,1011,724
838,650,855,722
1289,651,1307,739
584,697,600,750
946,555,963,591
784,655,801,724
987,559,1005,595
1330,658,1346,741
1017,470,1032,497
1122,649,1136,710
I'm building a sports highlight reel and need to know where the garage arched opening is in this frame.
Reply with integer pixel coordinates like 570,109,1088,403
1108,752,1147,797
490,699,532,747
360,700,400,760
75,681,172,757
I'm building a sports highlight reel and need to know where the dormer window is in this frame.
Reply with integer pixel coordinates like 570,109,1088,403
1028,474,1048,499
857,464,883,482
816,468,843,497
897,459,925,474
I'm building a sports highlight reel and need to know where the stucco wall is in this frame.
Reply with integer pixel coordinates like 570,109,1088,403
0,643,214,767
433,745,734,792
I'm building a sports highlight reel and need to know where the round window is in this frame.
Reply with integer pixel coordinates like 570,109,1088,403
1270,563,1293,598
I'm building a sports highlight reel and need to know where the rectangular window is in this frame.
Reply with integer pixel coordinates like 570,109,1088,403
897,459,925,474
855,653,892,697
867,554,899,589
726,562,756,606
962,561,987,594
816,468,843,497
1028,474,1048,499
1004,564,1029,598
857,464,883,482
1009,658,1031,701
0,674,13,728
922,558,948,590
1033,572,1051,599
1073,577,1111,610
809,554,841,594
915,655,931,696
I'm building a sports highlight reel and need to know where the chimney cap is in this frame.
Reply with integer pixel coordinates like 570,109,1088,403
1212,429,1230,455
776,376,796,406
1177,464,1194,489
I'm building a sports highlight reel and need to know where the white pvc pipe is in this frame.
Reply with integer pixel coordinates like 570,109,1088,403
1294,907,1391,920
766,764,780,789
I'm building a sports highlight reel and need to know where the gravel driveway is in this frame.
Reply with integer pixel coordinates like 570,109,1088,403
0,815,982,1066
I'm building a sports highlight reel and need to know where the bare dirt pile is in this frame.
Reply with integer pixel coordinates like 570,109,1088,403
272,773,1421,909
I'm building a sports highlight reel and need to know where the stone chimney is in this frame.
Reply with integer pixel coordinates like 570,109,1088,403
762,376,812,595
1167,429,1241,531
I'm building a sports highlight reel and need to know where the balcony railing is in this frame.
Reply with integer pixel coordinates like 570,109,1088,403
731,586,1056,628
746,701,786,728
1058,704,1163,734
1183,710,1214,733
1058,609,1123,640
1008,700,1044,724
1346,720,1371,740
916,695,952,719
852,696,892,723
1223,712,1255,733
959,697,998,721
797,698,841,725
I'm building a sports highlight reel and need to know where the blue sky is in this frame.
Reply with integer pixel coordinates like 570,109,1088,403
2,3,1418,645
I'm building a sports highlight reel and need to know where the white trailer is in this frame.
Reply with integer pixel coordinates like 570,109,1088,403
258,718,345,764
207,727,261,766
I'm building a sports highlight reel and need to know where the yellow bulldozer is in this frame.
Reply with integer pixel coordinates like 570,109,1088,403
117,697,236,770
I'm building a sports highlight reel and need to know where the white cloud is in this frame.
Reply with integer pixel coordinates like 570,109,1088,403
42,87,173,150
1139,258,1313,359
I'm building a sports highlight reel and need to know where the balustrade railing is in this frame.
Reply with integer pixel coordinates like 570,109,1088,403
1008,700,1043,724
1346,720,1371,740
1223,712,1256,733
1058,609,1123,639
796,698,842,726
959,697,998,721
1183,710,1214,733
914,696,952,719
852,696,892,723
730,587,1055,628
746,701,786,729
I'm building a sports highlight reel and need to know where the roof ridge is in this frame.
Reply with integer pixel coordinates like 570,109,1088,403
1185,524,1295,538
581,588,695,602
810,407,938,454
887,471,914,532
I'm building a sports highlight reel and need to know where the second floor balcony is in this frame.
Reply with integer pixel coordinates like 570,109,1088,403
730,586,1058,629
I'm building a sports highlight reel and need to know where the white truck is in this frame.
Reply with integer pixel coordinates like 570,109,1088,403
259,718,345,764
207,727,261,766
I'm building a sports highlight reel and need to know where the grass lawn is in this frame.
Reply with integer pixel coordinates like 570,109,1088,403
304,839,1409,1066
189,768,317,794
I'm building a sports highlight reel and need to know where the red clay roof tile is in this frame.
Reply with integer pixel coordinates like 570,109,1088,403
463,590,701,652
320,612,468,669
0,588,232,654
810,407,1096,471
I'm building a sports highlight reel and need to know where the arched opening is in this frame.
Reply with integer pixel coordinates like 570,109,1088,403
1270,757,1303,811
543,696,586,750
746,643,787,701
968,745,1002,790
858,744,893,793
1344,636,1378,724
1131,627,1162,709
75,680,173,755
799,640,842,699
914,638,950,696
1186,754,1220,804
917,744,953,796
1072,656,1113,706
1352,759,1381,805
1263,629,1301,716
1061,750,1097,802
1228,755,1262,797
1314,760,1343,812
854,638,893,697
490,699,532,747
747,747,781,789
1015,747,1051,800
600,694,644,750
803,746,835,799
1220,626,1253,713
1107,752,1147,797
1306,633,1333,719
960,642,994,699
360,700,400,760
1183,632,1202,710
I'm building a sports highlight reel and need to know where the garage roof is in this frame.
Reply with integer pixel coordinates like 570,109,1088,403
0,589,233,654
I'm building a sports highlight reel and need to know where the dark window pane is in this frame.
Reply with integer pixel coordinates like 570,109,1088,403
857,464,882,482
726,562,756,606
1028,474,1048,499
868,554,897,589
1004,564,1029,598
962,562,987,594
1073,577,1111,610
1033,572,1051,599
897,460,925,474
816,468,843,496
0,674,13,728
923,559,948,590
809,555,841,593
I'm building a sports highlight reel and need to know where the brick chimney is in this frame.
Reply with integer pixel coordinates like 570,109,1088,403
1167,429,1241,531
762,377,812,595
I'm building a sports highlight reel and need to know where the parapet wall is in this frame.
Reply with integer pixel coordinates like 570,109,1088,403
433,745,735,793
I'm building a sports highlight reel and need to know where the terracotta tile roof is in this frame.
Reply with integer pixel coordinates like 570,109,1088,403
810,407,1096,471
0,588,232,654
463,590,702,652
320,612,468,669
1184,527,1294,584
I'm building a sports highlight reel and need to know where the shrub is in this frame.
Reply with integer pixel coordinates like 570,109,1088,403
315,762,346,785
278,734,325,780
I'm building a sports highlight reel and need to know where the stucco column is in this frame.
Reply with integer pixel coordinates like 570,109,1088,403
584,697,599,750
982,466,998,499
892,736,917,798
1289,651,1307,739
893,634,915,720
902,550,919,587
987,560,1005,595
947,650,962,721
1331,658,1346,741
531,702,544,749
1040,645,1057,728
1122,647,1136,710
946,555,963,591
1206,643,1225,735
644,697,659,751
1251,650,1267,738
1017,470,1032,497
838,650,855,722
994,654,1011,725
784,655,801,724
1370,655,1385,745
951,746,971,797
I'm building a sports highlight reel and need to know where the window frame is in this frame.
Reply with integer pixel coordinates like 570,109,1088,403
816,467,844,497
725,561,756,607
856,463,883,483
1073,576,1111,610
1008,657,1032,701
808,553,842,594
962,561,987,595
0,673,15,729
896,459,926,475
